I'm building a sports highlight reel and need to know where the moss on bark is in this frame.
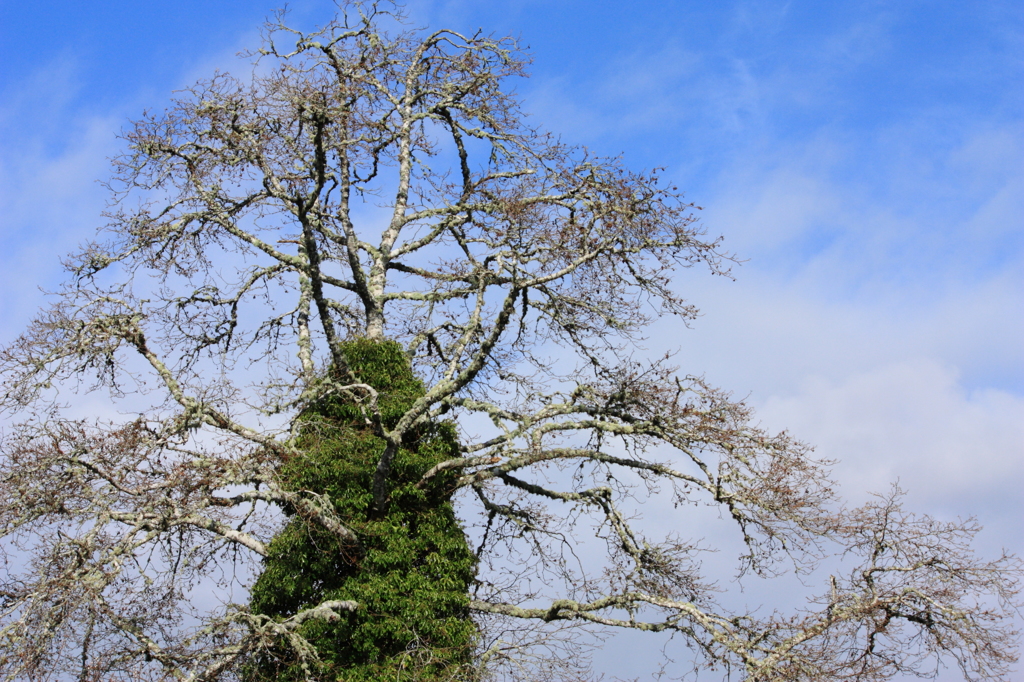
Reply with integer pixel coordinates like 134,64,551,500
246,339,477,681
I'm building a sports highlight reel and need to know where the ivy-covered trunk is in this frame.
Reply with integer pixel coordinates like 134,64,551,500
246,340,477,681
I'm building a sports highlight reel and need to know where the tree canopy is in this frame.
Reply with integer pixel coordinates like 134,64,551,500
0,2,1019,680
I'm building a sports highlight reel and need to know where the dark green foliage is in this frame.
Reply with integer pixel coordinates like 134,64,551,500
246,340,477,681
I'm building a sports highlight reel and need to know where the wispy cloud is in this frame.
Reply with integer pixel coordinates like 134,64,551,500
761,359,1024,508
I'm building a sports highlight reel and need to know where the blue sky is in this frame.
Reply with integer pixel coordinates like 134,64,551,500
2,1,1022,679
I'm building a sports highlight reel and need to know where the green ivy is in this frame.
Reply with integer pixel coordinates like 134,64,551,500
245,339,478,681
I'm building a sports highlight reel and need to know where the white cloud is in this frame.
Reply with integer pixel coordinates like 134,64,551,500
758,359,1024,510
0,75,122,334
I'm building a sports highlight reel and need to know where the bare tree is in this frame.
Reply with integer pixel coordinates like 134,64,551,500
0,3,1019,680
